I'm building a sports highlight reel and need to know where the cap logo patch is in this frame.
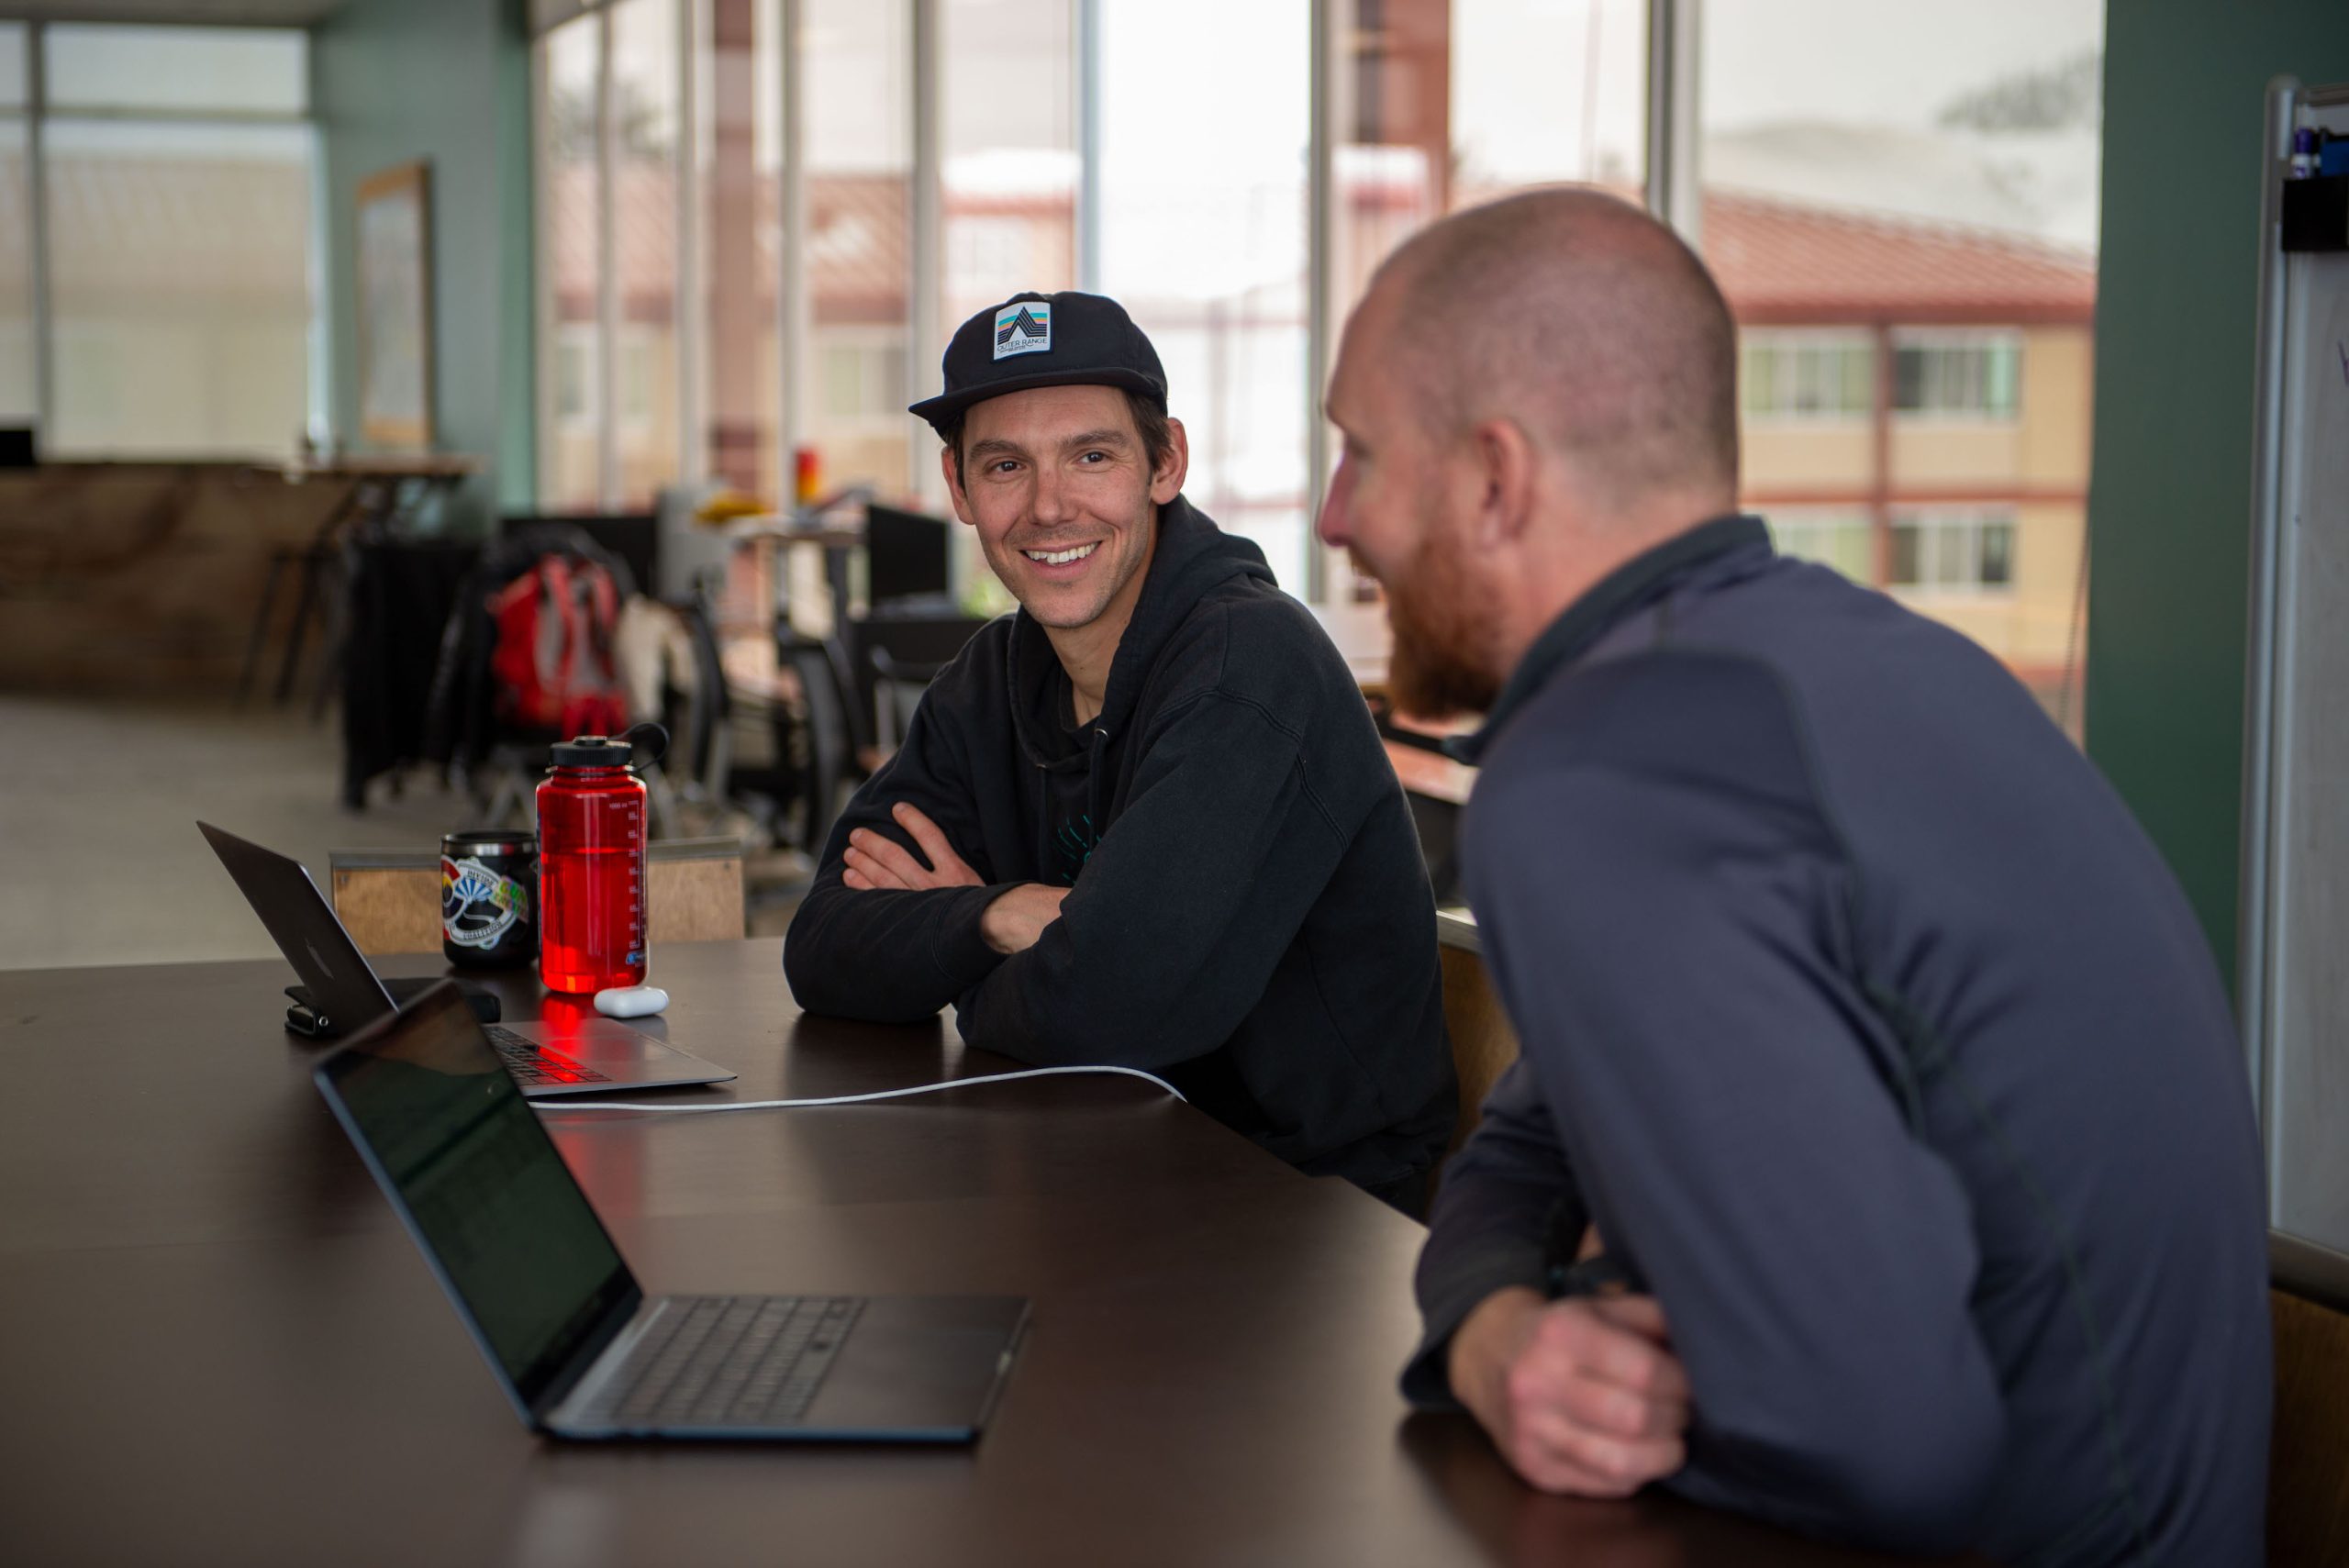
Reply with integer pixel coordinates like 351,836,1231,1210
993,301,1052,361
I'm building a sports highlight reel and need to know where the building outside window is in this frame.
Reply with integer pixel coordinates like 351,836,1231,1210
1889,507,2017,593
1742,330,1874,422
1893,328,2023,419
1768,506,1873,581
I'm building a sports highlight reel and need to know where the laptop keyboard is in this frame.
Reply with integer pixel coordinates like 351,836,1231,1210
579,1296,863,1429
484,1025,612,1086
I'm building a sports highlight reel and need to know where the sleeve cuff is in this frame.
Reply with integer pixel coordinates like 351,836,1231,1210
927,882,1020,995
1398,1234,1550,1410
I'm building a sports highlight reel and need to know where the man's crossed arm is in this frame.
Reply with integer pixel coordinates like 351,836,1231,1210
842,801,1066,956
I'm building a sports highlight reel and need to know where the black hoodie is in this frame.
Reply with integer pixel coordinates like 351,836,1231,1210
785,496,1455,1192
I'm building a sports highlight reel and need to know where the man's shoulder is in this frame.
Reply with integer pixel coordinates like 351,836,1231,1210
1478,647,1823,820
920,612,1017,705
1152,578,1363,713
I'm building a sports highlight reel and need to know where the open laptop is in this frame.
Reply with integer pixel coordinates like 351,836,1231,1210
317,982,1028,1441
199,821,736,1098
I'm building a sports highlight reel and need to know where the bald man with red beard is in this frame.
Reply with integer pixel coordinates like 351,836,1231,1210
1320,188,2268,1565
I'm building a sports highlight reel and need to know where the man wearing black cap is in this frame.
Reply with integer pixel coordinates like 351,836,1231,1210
784,290,1456,1211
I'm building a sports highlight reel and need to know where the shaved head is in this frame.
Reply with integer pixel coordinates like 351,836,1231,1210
1319,186,1744,717
1373,186,1738,508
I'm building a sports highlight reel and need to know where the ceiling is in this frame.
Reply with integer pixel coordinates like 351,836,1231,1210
3,0,346,26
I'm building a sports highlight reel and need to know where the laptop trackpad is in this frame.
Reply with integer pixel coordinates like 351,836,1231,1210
800,1296,1030,1440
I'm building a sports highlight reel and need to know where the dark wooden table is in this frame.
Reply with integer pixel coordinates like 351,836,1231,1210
0,940,1944,1567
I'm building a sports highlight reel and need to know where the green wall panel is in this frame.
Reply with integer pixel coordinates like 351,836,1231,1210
2086,0,2349,995
312,0,534,532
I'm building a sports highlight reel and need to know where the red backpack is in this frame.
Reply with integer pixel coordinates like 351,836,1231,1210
487,554,629,737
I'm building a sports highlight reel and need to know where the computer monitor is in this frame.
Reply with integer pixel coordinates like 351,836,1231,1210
863,505,952,607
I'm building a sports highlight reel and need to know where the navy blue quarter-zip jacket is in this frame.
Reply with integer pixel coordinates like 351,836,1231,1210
785,496,1455,1192
1407,517,2268,1565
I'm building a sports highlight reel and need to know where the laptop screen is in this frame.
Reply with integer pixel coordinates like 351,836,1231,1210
315,984,638,1414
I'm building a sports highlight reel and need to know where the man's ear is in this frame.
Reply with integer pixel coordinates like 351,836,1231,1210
939,444,977,527
1468,417,1536,550
1150,417,1191,506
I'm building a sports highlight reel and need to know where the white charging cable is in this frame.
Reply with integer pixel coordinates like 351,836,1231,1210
529,1063,1186,1114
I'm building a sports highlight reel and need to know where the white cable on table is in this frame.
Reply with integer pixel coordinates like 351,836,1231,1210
529,1063,1186,1114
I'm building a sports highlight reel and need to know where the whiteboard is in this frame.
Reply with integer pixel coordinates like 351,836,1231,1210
2243,80,2349,1250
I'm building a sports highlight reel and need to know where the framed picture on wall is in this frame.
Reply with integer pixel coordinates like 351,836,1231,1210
355,161,434,449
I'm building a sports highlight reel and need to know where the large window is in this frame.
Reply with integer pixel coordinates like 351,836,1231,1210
1325,0,1648,597
1702,0,2100,732
610,0,684,506
802,0,912,496
9,23,316,459
540,14,604,507
1097,0,1311,591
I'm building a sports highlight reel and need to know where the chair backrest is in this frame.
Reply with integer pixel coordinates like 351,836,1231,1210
329,837,747,956
499,512,655,601
1436,913,1519,1157
2271,1229,2349,1567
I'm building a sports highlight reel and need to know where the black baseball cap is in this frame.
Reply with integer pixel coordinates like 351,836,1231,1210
908,290,1168,438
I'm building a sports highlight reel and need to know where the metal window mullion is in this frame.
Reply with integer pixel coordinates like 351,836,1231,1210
1643,0,1701,249
1074,0,1099,291
28,20,52,438
1303,0,1332,604
531,33,558,504
779,0,805,496
596,5,620,509
910,0,940,501
675,0,706,485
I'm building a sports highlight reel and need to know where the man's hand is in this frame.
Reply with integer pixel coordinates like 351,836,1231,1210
980,884,1070,955
1448,1284,1691,1497
843,804,983,891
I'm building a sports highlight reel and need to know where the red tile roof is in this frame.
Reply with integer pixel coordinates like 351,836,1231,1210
1702,189,2095,326
561,176,2097,330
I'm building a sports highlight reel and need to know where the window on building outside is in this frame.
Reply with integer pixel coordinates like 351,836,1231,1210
1888,508,2017,592
1893,330,2021,419
1742,330,1873,421
1768,507,1873,581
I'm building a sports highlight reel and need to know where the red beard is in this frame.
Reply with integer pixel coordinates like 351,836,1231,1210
1356,539,1500,720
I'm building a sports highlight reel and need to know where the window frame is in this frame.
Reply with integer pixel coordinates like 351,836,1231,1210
1887,506,2020,595
1740,328,1876,426
1889,327,2025,425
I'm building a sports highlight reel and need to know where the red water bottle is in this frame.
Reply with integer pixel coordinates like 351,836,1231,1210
536,726,664,994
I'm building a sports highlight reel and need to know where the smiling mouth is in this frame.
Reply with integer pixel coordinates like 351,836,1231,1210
1021,541,1099,566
